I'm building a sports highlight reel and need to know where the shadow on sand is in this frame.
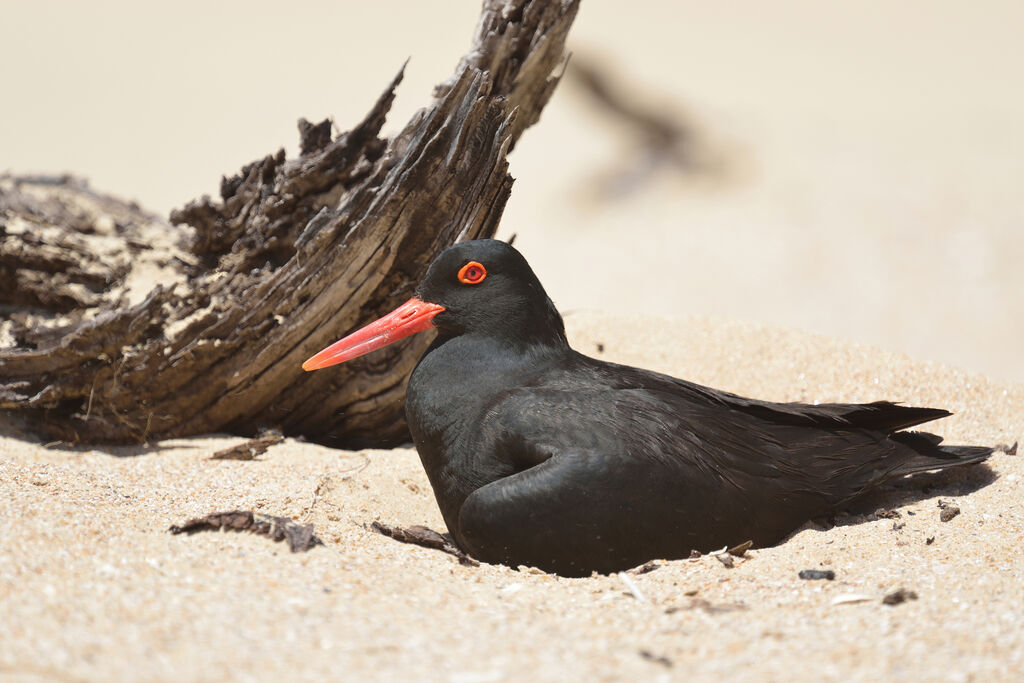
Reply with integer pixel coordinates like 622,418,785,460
0,413,219,458
815,460,999,531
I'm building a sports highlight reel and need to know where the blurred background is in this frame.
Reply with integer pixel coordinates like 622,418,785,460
3,1,1022,381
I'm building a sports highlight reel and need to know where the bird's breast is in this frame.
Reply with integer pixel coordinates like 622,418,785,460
405,336,551,516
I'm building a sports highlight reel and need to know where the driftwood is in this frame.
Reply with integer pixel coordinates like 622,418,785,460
566,57,730,197
0,0,580,447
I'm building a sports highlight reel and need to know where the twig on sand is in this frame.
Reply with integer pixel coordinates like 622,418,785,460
370,521,479,567
210,430,285,460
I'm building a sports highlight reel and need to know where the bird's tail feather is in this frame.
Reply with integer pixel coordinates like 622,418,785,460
890,430,993,476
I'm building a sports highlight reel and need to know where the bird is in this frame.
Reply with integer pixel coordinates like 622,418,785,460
302,239,991,577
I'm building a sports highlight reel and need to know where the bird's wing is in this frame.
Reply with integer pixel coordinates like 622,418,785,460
480,380,908,498
456,357,986,574
462,365,960,563
460,384,829,570
592,358,952,432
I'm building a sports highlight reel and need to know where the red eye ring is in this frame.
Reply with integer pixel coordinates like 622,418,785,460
457,261,487,285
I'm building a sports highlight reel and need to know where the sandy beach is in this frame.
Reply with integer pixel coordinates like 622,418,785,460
3,313,1021,681
3,1,1024,680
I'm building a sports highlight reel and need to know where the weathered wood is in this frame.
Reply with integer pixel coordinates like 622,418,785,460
0,0,580,446
0,175,191,314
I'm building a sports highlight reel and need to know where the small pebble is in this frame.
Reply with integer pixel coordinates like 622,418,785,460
883,588,918,605
799,569,835,581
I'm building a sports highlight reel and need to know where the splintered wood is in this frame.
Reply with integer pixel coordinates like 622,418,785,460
0,0,580,448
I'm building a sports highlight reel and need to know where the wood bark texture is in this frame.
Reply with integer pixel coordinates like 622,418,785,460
0,0,579,447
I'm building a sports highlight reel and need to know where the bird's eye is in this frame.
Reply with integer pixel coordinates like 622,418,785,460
457,261,487,285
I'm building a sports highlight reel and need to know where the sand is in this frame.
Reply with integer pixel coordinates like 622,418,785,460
2,313,1022,682
4,2,1023,679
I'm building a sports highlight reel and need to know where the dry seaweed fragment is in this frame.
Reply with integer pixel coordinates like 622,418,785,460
370,521,479,567
210,430,285,460
169,510,323,552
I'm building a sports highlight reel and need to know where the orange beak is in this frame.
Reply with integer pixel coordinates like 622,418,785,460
302,297,446,371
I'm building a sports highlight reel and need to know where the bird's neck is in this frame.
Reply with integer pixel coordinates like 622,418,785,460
408,331,570,441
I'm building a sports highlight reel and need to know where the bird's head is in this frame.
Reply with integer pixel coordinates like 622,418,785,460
302,239,565,371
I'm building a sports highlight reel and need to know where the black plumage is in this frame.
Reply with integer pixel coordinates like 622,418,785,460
304,239,991,576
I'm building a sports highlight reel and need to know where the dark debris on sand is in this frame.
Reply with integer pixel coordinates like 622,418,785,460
798,569,836,581
370,521,480,567
883,588,919,605
937,500,962,523
169,510,322,552
638,649,673,668
210,430,285,461
995,441,1018,455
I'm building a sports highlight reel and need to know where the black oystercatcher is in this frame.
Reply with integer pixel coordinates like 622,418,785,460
303,239,991,576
